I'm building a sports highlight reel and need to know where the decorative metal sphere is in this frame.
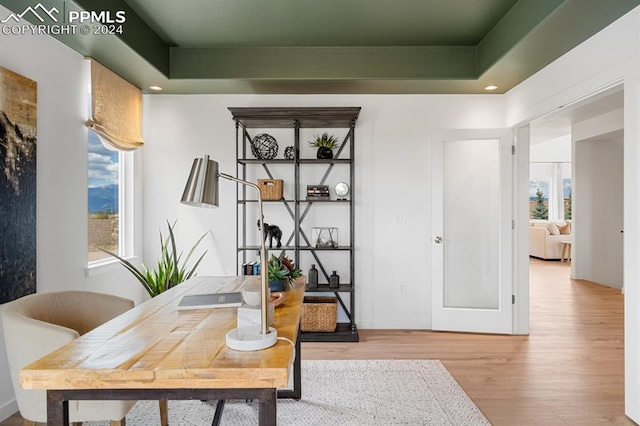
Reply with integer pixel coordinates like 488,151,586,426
251,133,278,160
284,146,295,160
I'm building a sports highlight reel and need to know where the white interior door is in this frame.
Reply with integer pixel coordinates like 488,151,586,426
432,129,513,334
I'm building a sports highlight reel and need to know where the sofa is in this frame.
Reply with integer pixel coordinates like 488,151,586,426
529,220,572,260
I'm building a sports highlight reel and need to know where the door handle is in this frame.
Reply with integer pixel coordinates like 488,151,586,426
435,236,443,244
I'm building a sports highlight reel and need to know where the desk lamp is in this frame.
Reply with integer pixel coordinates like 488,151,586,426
181,155,277,351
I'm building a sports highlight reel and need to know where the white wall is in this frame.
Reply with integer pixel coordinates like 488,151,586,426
574,135,624,288
0,5,146,421
530,135,571,162
571,109,624,288
142,94,505,331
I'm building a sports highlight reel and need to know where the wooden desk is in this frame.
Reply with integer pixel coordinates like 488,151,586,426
20,276,304,426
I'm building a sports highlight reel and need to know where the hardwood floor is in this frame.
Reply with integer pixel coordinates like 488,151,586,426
303,258,630,425
1,259,630,425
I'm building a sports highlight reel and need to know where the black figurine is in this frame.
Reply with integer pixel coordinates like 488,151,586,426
257,220,282,248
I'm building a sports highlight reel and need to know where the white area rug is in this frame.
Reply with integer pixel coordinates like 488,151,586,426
88,360,490,425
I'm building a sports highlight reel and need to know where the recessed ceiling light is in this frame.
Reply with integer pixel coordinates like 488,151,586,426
149,85,163,91
484,85,498,91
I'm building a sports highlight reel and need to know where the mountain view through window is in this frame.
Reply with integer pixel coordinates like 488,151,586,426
88,131,120,262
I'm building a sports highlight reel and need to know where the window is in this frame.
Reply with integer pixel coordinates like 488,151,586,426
529,178,550,220
85,59,140,266
563,178,572,220
88,131,122,263
529,162,572,221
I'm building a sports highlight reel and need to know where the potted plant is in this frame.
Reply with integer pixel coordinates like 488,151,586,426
267,253,302,291
99,221,207,297
308,132,339,159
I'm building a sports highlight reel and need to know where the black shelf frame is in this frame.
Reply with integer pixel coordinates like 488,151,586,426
306,284,354,293
300,323,359,342
230,107,360,343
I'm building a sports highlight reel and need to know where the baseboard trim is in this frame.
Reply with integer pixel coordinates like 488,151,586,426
357,320,430,329
571,273,585,280
0,398,18,423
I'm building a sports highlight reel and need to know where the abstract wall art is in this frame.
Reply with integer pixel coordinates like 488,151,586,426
0,66,37,304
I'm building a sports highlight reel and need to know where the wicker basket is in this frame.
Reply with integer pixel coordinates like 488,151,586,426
258,179,284,201
300,296,337,332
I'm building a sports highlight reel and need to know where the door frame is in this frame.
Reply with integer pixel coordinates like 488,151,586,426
513,125,531,335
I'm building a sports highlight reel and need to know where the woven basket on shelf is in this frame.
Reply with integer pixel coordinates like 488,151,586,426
300,296,337,332
258,179,284,201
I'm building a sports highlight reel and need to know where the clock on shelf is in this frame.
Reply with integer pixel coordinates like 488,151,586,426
334,182,349,200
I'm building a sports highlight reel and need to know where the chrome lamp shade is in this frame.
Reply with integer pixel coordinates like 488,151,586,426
181,156,219,208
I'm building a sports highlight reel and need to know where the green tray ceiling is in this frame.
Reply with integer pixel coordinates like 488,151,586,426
0,0,637,94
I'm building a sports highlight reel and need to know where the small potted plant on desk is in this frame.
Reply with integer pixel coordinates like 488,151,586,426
267,253,302,292
309,132,339,159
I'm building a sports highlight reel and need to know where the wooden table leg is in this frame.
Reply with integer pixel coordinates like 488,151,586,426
257,389,277,426
159,399,168,426
561,242,572,262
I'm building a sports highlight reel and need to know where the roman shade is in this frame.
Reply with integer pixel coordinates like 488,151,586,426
85,58,144,151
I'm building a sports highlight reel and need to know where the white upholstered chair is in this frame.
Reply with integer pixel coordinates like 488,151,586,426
1,290,140,426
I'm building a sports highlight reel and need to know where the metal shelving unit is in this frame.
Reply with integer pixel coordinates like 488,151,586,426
229,107,360,342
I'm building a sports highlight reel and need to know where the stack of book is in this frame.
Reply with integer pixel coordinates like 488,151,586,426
242,261,261,275
306,185,330,200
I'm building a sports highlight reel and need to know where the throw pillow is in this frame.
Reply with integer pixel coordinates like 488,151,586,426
559,223,571,235
546,223,560,236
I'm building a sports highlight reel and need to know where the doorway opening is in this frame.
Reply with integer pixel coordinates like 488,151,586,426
526,85,624,290
518,84,625,337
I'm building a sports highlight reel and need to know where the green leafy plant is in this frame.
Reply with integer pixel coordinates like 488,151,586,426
308,132,339,149
99,221,207,297
267,253,302,282
268,255,289,282
531,188,549,220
